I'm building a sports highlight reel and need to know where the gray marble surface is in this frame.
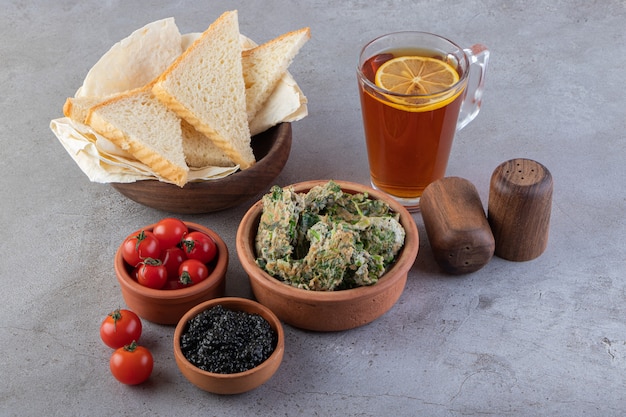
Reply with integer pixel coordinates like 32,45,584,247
2,1,625,415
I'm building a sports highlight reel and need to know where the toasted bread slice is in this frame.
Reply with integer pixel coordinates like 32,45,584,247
85,84,188,186
65,95,232,169
63,96,104,124
242,27,310,122
181,120,235,168
152,10,255,169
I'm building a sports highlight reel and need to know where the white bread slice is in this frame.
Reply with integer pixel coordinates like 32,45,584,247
242,27,310,122
85,84,188,186
63,96,135,160
76,18,182,98
152,10,255,169
63,96,104,124
181,120,235,168
65,79,235,169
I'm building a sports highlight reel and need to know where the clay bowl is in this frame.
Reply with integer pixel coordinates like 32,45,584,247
236,179,419,332
112,123,292,214
173,297,284,394
114,221,228,325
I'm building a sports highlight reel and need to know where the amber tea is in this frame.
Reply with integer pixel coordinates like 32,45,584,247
357,32,489,210
360,49,465,199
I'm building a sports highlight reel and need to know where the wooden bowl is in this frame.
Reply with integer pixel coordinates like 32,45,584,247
114,221,228,325
111,123,292,214
236,180,419,332
173,297,284,394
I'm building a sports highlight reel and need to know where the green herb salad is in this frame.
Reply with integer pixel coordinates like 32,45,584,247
255,181,406,291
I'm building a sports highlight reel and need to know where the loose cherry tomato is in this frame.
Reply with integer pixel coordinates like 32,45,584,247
121,230,161,267
160,246,187,281
179,258,210,286
152,218,188,248
100,309,142,349
109,341,153,385
136,258,168,289
181,231,217,264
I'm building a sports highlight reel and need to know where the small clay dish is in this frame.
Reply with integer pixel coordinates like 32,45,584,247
173,297,284,395
112,123,292,214
114,221,228,325
236,180,419,332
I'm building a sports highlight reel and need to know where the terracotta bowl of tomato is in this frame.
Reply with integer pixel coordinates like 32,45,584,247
173,297,284,395
111,123,292,214
114,220,228,325
236,180,419,332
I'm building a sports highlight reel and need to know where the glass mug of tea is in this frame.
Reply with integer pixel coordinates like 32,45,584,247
357,31,489,210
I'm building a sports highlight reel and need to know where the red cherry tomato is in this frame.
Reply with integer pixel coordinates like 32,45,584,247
179,258,210,286
100,309,142,349
136,259,168,289
162,277,186,290
152,218,188,248
181,231,217,264
160,246,187,281
109,341,153,385
121,230,161,267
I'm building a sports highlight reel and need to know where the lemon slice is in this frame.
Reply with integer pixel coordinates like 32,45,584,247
374,55,462,112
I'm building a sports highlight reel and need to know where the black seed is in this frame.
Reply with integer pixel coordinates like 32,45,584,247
179,304,277,374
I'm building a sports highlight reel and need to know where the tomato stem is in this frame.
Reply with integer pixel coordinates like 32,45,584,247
179,271,193,285
109,309,122,331
135,230,147,251
124,340,138,352
181,239,195,253
142,257,162,266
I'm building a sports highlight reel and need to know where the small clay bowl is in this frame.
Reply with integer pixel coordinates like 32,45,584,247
173,297,284,394
236,180,419,332
112,123,292,214
114,221,228,325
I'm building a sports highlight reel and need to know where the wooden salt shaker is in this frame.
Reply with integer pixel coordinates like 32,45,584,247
488,158,553,261
421,177,495,274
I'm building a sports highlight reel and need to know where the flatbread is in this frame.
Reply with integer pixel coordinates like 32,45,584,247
76,18,183,98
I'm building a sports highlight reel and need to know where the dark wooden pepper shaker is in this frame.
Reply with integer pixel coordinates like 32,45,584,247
488,158,553,261
421,177,495,274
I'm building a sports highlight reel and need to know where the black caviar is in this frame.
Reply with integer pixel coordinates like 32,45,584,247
180,304,277,374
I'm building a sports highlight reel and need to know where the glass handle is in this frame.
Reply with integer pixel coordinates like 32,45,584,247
457,44,490,131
